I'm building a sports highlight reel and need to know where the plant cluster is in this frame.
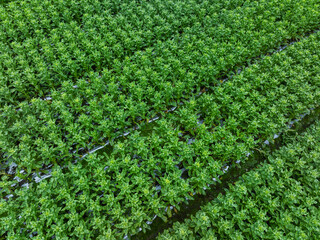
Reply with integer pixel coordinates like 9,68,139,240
0,0,250,105
159,121,320,239
1,29,320,238
1,0,320,183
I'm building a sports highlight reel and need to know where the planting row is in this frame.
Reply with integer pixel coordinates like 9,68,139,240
1,0,320,174
1,31,320,239
2,0,318,105
158,120,320,239
0,0,250,104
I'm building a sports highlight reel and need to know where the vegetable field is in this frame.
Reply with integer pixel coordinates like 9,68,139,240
159,120,320,240
0,0,319,239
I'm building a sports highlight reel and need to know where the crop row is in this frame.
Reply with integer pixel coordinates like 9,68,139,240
0,0,249,104
158,120,320,239
1,0,320,177
2,0,318,106
1,31,320,239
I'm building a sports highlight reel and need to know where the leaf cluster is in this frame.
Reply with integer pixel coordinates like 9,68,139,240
159,121,320,239
1,29,320,238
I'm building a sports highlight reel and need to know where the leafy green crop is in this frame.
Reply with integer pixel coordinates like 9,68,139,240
1,0,320,182
158,121,320,239
1,27,320,238
0,0,249,104
1,0,320,239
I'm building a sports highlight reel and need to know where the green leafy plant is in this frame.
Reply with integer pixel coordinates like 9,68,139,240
159,121,320,239
1,0,320,239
